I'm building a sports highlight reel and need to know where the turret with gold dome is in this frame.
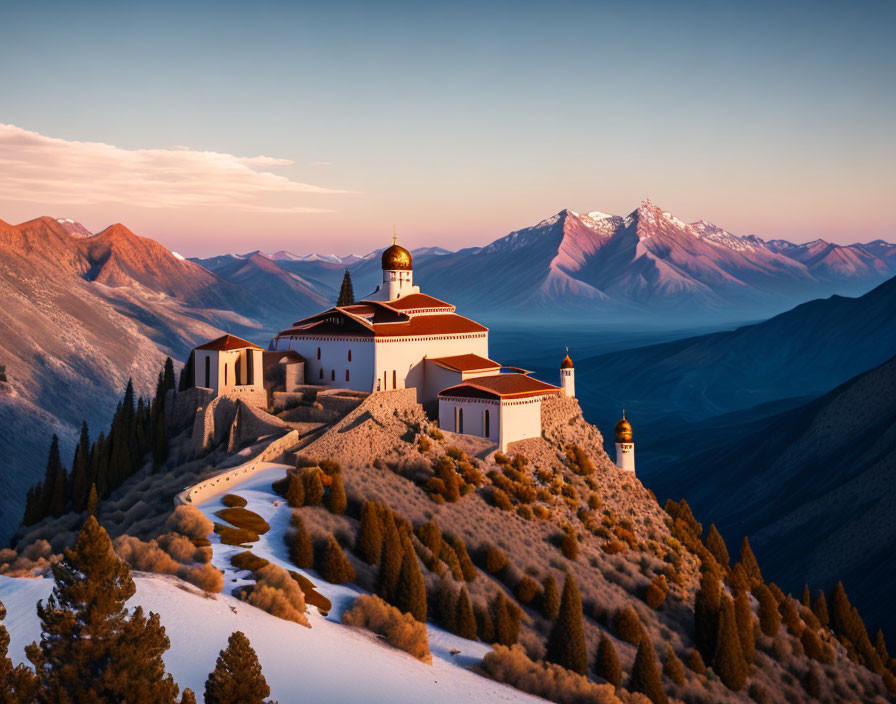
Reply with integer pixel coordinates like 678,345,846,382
368,232,420,301
614,410,635,473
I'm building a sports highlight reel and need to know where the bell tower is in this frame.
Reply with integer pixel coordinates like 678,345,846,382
614,411,635,473
560,348,575,398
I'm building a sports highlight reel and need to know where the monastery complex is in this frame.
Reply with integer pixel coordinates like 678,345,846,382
190,237,635,466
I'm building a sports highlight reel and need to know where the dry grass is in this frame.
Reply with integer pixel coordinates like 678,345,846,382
230,551,270,572
166,505,214,540
214,522,259,546
342,594,431,663
214,507,271,535
222,494,248,508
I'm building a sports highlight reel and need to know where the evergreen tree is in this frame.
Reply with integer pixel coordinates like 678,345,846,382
754,583,781,637
302,469,324,505
686,649,706,676
662,644,686,686
285,474,304,508
813,589,829,628
451,536,477,582
545,572,587,674
204,631,271,704
874,629,890,663
71,420,91,512
476,603,495,643
739,537,763,586
162,357,176,395
356,500,383,564
40,434,64,519
1,599,38,703
178,352,195,392
438,578,456,633
180,690,197,704
285,514,313,568
694,564,721,659
87,483,99,517
629,640,667,704
705,524,730,568
318,534,355,584
713,595,748,691
801,584,811,608
151,398,169,471
491,592,519,646
394,540,427,622
454,587,476,640
734,589,755,664
23,486,42,526
376,511,403,604
593,633,621,688
325,472,347,515
829,581,853,638
27,516,179,703
541,574,560,619
49,460,68,518
337,270,355,307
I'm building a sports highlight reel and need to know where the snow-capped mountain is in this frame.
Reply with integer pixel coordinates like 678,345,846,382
55,217,92,238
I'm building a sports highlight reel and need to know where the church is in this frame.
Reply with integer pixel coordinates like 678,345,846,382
191,236,637,461
264,237,570,451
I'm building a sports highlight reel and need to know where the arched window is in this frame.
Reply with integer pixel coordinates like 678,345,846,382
235,357,242,386
392,370,397,388
484,409,490,437
204,356,210,388
319,368,323,380
317,347,321,360
457,407,464,434
345,369,350,381
347,349,352,362
331,369,335,381
224,364,228,386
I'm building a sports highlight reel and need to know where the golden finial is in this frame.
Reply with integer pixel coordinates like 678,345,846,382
393,225,397,246
622,409,626,419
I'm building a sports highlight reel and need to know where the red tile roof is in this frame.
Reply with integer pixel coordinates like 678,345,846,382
384,293,455,312
429,354,501,372
438,373,560,400
279,307,487,339
195,334,263,351
372,313,487,337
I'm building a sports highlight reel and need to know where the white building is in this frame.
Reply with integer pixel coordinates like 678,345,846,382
560,350,575,397
193,334,266,406
265,236,571,451
614,412,635,473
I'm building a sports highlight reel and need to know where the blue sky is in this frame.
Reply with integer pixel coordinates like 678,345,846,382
1,0,893,255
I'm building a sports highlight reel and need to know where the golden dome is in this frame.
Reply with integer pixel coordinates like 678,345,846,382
614,411,633,443
561,349,574,369
382,235,412,271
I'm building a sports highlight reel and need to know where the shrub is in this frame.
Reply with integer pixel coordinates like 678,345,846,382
645,575,668,609
113,535,180,574
533,505,552,521
615,605,647,645
516,505,533,520
284,512,314,568
603,540,626,555
342,594,431,662
481,645,619,704
541,574,560,619
166,505,214,540
317,534,356,584
560,530,578,560
302,469,325,505
483,544,508,574
593,633,621,687
325,472,347,515
230,551,269,573
494,451,509,465
662,644,686,685
587,493,602,510
356,500,384,565
491,488,514,511
686,648,706,675
516,576,540,605
245,563,309,627
221,494,247,508
445,446,464,460
418,434,431,453
214,508,270,535
216,525,258,549
428,426,444,441
285,474,304,508
564,445,595,475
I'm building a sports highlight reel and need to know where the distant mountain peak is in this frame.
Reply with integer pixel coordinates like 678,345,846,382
55,217,93,238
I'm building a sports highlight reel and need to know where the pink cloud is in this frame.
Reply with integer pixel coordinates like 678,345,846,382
0,124,351,214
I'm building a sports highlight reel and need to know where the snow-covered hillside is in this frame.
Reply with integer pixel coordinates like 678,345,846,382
0,462,546,704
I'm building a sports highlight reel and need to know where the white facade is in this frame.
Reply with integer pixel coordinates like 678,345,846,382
438,393,548,452
560,366,575,398
274,335,375,392
194,343,266,405
366,267,420,302
615,442,635,473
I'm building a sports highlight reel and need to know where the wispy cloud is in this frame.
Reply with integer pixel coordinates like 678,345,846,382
0,124,350,214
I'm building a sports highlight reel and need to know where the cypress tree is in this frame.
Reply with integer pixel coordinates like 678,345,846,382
1,599,38,702
302,469,324,506
49,460,68,518
356,500,383,564
739,537,763,587
593,633,621,688
662,643,686,686
874,629,890,662
476,603,495,644
491,592,519,646
545,572,587,674
454,587,477,640
417,521,442,564
705,524,729,568
285,474,304,508
26,516,179,703
451,536,477,582
394,540,427,622
829,581,853,638
162,357,176,394
713,595,748,691
560,529,579,560
541,574,560,619
376,511,403,603
40,434,63,519
734,589,755,663
754,583,781,637
23,486,41,526
151,399,169,471
325,472,347,515
285,513,313,568
71,420,91,511
694,564,721,659
629,640,667,704
180,690,196,704
813,589,829,628
686,649,706,676
337,270,355,306
438,578,457,632
87,483,99,517
204,631,271,704
318,534,355,584
801,584,811,608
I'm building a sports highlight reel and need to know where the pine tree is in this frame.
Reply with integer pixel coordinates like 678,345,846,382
476,603,495,643
801,584,811,608
491,592,519,646
27,516,179,703
454,587,477,640
874,629,890,662
285,473,304,508
734,589,755,664
739,537,763,586
686,649,706,676
356,500,383,564
713,595,748,691
285,513,314,568
376,512,403,603
451,536,477,582
302,469,324,505
813,589,829,628
318,534,355,584
204,631,271,704
629,639,667,704
662,643,686,686
87,483,98,517
754,583,781,637
71,420,91,512
337,270,355,307
180,690,196,704
23,486,41,526
705,524,729,568
49,459,68,518
541,574,560,619
325,472,347,514
394,540,427,622
162,357,176,395
593,633,621,687
438,578,457,632
1,599,38,702
545,572,587,674
694,564,721,659
561,529,579,560
39,434,64,519
829,581,853,638
151,398,169,471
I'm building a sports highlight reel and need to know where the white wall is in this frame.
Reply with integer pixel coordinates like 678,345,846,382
438,397,500,445
274,336,376,393
560,368,575,398
615,443,636,473
194,350,219,390
194,348,265,407
498,396,544,451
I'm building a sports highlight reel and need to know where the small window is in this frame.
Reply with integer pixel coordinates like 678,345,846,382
319,368,323,380
345,369,350,381
484,409,490,437
204,356,210,388
392,370,397,388
331,369,335,381
347,349,352,362
317,347,321,360
224,364,228,386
